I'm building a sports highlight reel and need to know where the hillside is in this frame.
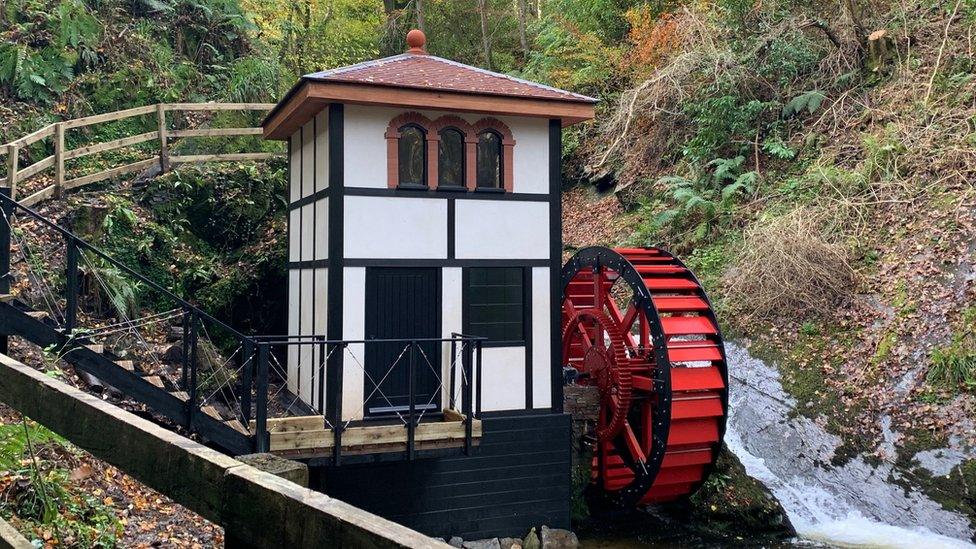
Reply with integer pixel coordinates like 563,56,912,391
0,0,974,544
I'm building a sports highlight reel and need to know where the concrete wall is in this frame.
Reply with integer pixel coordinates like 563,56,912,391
0,353,445,549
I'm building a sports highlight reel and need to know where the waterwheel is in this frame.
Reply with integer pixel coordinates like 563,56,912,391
561,246,729,507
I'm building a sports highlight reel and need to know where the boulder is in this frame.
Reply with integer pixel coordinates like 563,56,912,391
449,536,464,548
162,343,183,364
499,538,521,549
462,539,501,549
540,526,578,549
522,528,540,549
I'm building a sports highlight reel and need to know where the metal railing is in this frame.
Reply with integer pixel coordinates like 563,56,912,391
0,102,281,206
251,334,484,463
0,189,484,461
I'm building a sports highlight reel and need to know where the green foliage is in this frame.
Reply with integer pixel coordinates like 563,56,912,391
647,156,757,245
927,307,976,393
520,15,621,97
142,160,286,250
782,90,825,118
0,422,122,547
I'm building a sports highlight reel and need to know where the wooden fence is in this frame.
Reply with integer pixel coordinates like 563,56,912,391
0,103,280,207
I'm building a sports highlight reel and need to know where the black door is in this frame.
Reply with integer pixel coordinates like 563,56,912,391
364,267,441,417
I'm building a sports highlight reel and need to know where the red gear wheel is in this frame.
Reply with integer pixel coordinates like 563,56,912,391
561,308,633,443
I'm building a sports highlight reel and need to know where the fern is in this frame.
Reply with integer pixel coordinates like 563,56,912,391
782,90,826,118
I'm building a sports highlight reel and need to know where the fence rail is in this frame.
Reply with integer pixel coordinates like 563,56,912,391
0,103,279,207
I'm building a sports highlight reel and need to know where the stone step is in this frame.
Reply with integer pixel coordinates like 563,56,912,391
115,360,134,371
144,376,164,388
225,419,249,434
85,344,104,354
170,390,189,401
201,406,222,420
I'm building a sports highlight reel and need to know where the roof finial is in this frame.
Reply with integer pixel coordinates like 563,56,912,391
406,29,427,54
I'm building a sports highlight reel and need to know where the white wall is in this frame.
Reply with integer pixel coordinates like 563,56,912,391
531,267,552,409
441,268,463,409
343,105,549,194
479,346,527,412
344,196,447,259
287,114,330,410
455,200,550,259
341,267,367,420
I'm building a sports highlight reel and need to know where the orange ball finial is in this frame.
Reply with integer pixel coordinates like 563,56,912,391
406,29,427,53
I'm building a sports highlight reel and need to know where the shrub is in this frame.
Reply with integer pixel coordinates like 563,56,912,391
723,207,857,321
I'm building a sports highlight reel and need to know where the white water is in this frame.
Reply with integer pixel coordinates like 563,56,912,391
724,341,975,549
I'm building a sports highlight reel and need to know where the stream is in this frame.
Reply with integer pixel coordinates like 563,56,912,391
724,341,975,548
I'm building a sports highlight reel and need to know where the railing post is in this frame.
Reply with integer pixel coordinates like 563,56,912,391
187,311,199,429
476,339,483,417
54,122,65,198
240,337,254,423
156,104,169,173
255,342,269,453
64,237,78,333
463,340,474,456
332,342,345,466
407,340,417,461
181,306,190,388
0,188,11,355
6,144,18,200
317,336,326,414
449,337,457,411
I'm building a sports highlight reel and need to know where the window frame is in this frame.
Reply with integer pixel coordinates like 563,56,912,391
475,129,504,191
437,126,467,190
462,266,528,347
396,123,429,189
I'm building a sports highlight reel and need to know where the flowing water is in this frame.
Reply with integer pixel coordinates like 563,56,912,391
724,341,975,548
581,342,975,548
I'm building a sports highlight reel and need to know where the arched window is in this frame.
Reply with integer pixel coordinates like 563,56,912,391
476,130,503,189
438,128,465,188
398,124,427,187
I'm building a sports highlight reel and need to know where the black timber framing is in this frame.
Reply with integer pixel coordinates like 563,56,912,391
289,186,549,210
549,119,563,413
524,266,533,409
325,103,344,423
291,259,550,269
313,413,572,540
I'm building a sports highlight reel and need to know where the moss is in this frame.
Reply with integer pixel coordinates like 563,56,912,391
669,445,795,541
748,324,872,466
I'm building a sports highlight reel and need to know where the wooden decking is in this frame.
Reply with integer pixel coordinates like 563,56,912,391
254,412,482,459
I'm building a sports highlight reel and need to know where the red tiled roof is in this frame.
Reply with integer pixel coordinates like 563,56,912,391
303,53,596,103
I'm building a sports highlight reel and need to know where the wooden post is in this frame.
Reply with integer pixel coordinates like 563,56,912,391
156,104,169,173
54,122,65,198
0,187,11,356
64,237,78,333
6,145,18,201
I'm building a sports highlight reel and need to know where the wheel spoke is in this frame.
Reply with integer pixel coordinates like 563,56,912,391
623,421,646,463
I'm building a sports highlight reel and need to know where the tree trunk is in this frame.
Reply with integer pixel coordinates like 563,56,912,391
383,0,397,14
477,0,493,70
416,0,426,32
517,0,529,57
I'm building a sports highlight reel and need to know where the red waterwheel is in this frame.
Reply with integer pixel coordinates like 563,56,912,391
561,246,728,507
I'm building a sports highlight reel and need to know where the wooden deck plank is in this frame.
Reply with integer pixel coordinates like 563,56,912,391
268,419,483,452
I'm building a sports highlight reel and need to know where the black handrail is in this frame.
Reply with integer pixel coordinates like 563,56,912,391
0,191,250,342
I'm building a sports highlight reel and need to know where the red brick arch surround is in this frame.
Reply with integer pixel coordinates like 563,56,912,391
386,112,515,192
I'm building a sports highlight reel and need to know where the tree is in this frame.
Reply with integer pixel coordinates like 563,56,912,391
517,0,529,57
477,0,492,70
416,0,426,32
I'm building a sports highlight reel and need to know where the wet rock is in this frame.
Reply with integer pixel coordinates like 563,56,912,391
162,343,183,363
499,537,521,549
462,539,501,549
448,536,464,548
522,527,540,549
540,526,578,549
668,445,795,541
